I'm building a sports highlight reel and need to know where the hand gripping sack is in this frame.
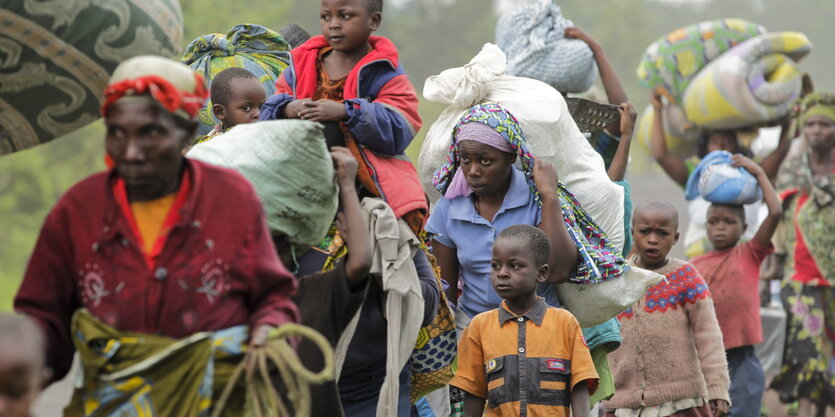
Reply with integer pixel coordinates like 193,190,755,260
182,24,291,135
187,120,338,252
408,245,457,403
419,43,625,251
495,0,596,93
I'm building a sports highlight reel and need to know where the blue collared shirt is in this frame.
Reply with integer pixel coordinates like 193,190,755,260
426,167,541,319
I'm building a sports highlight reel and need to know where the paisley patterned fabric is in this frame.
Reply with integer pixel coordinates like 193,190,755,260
0,0,184,155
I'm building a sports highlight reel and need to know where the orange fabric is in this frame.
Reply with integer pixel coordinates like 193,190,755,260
451,300,598,416
112,170,192,269
130,194,176,255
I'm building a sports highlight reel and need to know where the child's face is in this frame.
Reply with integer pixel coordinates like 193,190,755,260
491,238,548,302
0,348,42,417
458,141,515,197
320,0,380,54
705,205,745,251
632,208,679,269
705,132,738,154
213,78,266,129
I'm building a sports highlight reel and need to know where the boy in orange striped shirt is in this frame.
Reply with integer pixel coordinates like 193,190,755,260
451,225,598,417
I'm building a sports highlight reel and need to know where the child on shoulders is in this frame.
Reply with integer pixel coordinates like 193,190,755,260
261,0,426,234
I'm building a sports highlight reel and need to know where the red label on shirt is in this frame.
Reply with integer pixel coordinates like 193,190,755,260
546,359,566,371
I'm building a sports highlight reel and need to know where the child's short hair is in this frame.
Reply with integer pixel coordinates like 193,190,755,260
366,0,383,14
210,68,259,106
633,199,680,230
0,313,45,367
496,224,550,266
709,203,746,223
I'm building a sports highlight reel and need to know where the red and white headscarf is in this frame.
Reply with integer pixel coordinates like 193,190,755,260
101,55,208,120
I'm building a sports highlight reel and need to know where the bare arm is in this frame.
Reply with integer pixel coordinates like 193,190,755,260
534,159,580,283
649,93,688,186
565,27,629,136
431,240,460,305
608,102,638,181
330,147,372,289
732,154,782,246
759,118,792,181
571,383,591,417
463,392,487,417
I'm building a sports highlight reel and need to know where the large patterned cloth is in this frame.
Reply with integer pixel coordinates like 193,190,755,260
182,24,290,135
433,102,626,285
0,0,184,155
682,31,811,129
636,18,766,103
770,282,835,405
64,309,248,417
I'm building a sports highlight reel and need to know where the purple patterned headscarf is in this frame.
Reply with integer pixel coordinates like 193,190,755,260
444,123,514,199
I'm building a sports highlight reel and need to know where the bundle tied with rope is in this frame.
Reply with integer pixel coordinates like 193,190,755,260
211,324,335,417
65,310,334,417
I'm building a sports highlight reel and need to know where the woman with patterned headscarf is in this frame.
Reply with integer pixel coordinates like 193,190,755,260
14,56,298,415
426,102,626,330
769,93,835,417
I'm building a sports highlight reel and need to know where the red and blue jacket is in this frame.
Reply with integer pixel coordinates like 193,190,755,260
261,35,421,155
261,35,427,223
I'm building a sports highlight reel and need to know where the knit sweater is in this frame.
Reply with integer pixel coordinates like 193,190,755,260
605,258,730,410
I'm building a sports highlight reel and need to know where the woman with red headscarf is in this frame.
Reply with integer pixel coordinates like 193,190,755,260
14,56,298,413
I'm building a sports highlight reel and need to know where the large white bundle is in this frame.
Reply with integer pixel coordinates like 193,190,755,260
419,43,625,251
539,266,665,328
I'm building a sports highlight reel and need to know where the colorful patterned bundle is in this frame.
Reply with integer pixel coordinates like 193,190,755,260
408,246,457,402
682,31,811,129
637,19,766,103
182,24,290,135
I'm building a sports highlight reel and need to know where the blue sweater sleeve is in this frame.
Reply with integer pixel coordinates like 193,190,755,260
259,93,296,121
344,98,416,156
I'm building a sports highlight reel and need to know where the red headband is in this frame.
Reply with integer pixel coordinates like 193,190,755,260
101,74,208,118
